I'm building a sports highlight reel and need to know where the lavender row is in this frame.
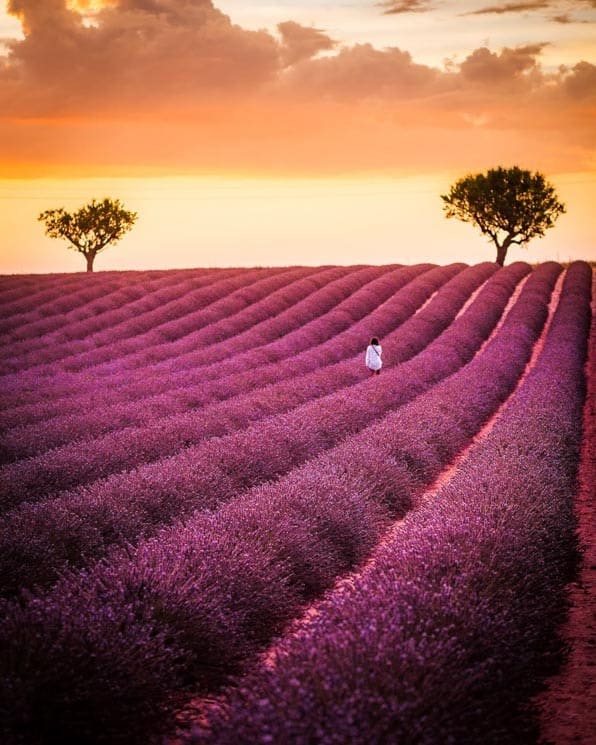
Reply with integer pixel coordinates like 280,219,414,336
0,266,269,380
0,264,502,591
0,268,240,354
0,264,514,504
134,264,452,385
0,268,170,306
0,264,562,744
3,265,330,371
0,275,130,335
0,268,229,335
72,266,383,377
83,263,417,382
0,274,71,302
0,266,314,376
0,265,502,516
2,265,438,434
0,264,385,412
0,271,125,324
0,268,186,338
197,262,591,745
0,264,396,441
0,261,546,593
3,264,462,468
92,266,390,377
92,264,453,386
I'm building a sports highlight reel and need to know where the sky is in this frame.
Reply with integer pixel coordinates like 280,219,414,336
0,0,594,273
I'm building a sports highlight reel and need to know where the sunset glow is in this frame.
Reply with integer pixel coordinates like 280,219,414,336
0,0,594,272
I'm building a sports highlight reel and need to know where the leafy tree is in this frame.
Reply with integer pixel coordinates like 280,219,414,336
39,198,138,272
441,167,565,266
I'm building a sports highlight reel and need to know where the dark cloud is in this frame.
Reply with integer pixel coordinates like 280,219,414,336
378,1,435,15
278,43,441,100
2,0,281,114
459,44,547,84
8,0,75,32
563,60,596,98
277,21,336,67
464,1,551,15
460,0,595,23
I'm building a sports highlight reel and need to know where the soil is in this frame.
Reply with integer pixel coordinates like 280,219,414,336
534,275,596,745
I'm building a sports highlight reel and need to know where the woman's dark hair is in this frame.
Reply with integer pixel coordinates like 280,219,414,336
370,337,379,346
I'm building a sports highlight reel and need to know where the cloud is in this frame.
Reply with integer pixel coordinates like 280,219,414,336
378,1,436,15
563,60,596,98
461,0,594,19
551,10,594,23
277,21,336,67
2,0,281,114
463,1,551,15
277,43,441,100
459,44,547,84
0,0,594,177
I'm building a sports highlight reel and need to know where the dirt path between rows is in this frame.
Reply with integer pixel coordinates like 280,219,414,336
535,274,595,745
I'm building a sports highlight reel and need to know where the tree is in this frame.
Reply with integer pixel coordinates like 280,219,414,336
441,167,565,266
39,198,138,272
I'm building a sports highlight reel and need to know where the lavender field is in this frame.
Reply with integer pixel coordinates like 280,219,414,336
0,261,591,745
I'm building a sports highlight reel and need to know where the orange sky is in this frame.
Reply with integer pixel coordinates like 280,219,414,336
0,0,594,271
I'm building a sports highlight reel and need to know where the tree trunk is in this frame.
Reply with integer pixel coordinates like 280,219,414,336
495,235,515,267
86,252,95,272
495,242,509,267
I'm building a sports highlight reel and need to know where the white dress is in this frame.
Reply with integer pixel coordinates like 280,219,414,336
365,344,382,371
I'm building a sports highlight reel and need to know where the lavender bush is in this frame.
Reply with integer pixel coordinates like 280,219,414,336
0,263,494,499
0,261,588,745
1,268,236,356
0,266,309,375
0,263,568,745
0,264,417,427
191,262,590,745
0,263,506,592
0,264,435,455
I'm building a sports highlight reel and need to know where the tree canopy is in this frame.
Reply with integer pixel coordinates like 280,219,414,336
39,198,138,272
441,167,565,266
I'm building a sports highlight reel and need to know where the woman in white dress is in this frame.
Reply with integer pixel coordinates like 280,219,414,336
365,337,382,376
